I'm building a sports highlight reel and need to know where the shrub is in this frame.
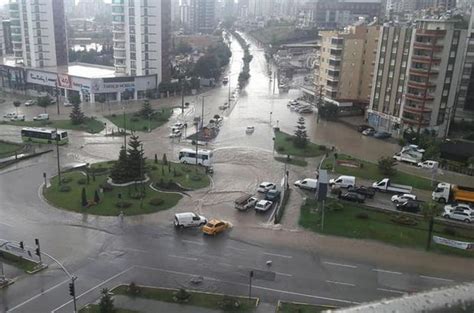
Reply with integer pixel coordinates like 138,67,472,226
100,183,113,192
128,282,141,296
107,160,116,165
149,198,164,206
130,117,139,122
327,202,343,212
130,192,144,200
111,114,117,118
284,136,293,142
390,215,418,226
59,185,71,192
443,227,456,236
174,288,191,302
115,201,132,209
143,126,148,131
355,212,369,219
77,178,87,185
151,165,158,170
277,146,285,152
219,296,240,310
319,145,327,151
61,177,72,184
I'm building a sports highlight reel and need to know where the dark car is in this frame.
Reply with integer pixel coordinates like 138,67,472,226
348,186,376,199
357,125,373,133
374,131,392,139
396,200,421,213
339,191,365,203
265,189,281,201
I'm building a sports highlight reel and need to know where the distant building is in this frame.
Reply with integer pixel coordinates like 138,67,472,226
189,0,217,34
368,19,468,138
77,0,109,18
386,0,416,15
64,0,76,16
9,0,68,68
2,19,12,55
415,0,457,10
315,24,380,107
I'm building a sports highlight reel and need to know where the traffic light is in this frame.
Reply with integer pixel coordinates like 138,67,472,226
19,241,24,249
35,238,39,246
69,282,75,297
35,248,40,256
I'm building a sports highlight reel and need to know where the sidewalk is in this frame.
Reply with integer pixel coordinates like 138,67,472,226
114,295,220,313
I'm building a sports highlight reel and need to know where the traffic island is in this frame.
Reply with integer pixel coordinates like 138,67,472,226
276,300,337,313
105,107,173,132
1,118,105,134
273,131,327,158
299,199,474,257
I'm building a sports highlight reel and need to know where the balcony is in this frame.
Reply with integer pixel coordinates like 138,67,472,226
416,29,446,37
407,81,435,89
405,93,434,102
413,42,443,51
402,116,430,126
324,85,338,92
114,51,126,58
411,55,441,63
409,68,438,77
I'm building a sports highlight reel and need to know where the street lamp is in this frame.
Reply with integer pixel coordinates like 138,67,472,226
55,129,61,186
269,112,273,125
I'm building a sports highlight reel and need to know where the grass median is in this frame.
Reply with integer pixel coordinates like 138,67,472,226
299,198,474,257
321,154,433,191
2,118,105,134
112,285,258,312
0,250,39,272
274,130,327,158
0,140,24,158
277,301,337,313
106,108,173,132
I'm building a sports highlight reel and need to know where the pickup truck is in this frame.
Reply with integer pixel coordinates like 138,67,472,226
372,178,413,194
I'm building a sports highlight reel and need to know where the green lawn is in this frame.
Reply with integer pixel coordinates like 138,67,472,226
112,285,257,312
0,250,39,272
2,118,105,134
274,131,326,158
274,156,308,167
106,108,173,132
148,160,211,190
321,154,433,191
277,302,337,313
299,199,474,257
0,140,24,158
79,305,138,313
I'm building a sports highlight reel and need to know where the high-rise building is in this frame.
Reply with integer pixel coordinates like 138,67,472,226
315,24,380,107
112,0,170,80
188,0,216,34
0,20,4,57
368,19,468,137
64,0,76,16
9,0,68,68
2,19,12,55
415,0,457,10
386,0,416,15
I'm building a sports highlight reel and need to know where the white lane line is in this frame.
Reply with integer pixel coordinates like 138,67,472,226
125,248,149,254
218,262,233,267
372,269,402,275
7,278,70,312
181,239,204,246
0,221,13,227
377,288,405,294
323,261,358,269
326,280,356,287
420,275,454,282
275,272,293,277
228,246,246,252
169,254,198,261
263,252,293,259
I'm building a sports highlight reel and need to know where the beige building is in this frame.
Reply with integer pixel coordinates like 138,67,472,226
315,24,380,107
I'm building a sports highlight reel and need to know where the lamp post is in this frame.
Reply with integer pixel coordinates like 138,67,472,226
55,129,61,186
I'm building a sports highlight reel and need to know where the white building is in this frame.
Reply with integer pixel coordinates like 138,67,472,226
112,0,166,78
9,0,68,68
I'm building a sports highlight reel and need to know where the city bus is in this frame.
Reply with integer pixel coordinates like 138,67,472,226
21,127,69,145
178,148,213,166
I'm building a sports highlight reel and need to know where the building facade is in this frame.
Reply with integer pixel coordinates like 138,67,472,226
415,0,457,10
315,24,380,107
2,20,12,55
9,0,68,68
369,20,467,137
112,0,169,81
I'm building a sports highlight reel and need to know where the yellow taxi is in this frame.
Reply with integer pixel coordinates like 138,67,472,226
202,219,230,236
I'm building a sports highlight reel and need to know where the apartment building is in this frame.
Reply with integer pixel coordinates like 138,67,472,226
9,0,68,68
369,19,467,137
415,0,457,10
112,0,170,80
315,24,380,107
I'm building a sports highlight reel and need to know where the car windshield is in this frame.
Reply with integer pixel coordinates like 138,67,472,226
206,222,215,227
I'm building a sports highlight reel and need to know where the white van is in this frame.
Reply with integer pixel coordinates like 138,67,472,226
294,178,318,191
329,175,356,188
174,212,207,228
33,113,49,121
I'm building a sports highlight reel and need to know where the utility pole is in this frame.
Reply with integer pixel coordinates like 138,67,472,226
123,107,127,147
248,270,254,301
69,276,77,313
201,96,205,131
55,81,60,115
56,129,61,186
195,122,199,166
181,78,185,115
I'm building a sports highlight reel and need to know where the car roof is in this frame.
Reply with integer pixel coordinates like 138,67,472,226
260,182,273,185
175,212,196,218
207,218,222,224
257,200,271,205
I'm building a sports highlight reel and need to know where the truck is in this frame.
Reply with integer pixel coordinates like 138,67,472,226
372,178,413,194
432,182,474,204
392,152,421,165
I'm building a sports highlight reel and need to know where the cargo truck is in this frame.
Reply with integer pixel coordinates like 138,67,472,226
432,182,474,204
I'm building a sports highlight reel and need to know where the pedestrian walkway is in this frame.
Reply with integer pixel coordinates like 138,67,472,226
113,295,221,313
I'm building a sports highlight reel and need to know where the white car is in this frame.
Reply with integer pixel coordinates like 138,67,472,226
3,112,17,119
172,122,186,129
417,160,439,169
255,200,273,212
10,114,25,121
444,203,473,214
169,129,182,138
443,210,474,223
294,178,318,191
64,101,73,107
174,212,207,228
246,126,255,134
24,100,36,106
257,182,276,193
33,113,49,121
391,194,417,204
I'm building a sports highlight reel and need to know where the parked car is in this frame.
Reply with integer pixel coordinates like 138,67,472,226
297,107,313,113
10,114,25,121
202,219,230,235
339,191,365,203
255,200,273,212
357,125,373,133
396,200,421,213
234,194,258,211
246,126,255,134
172,122,186,129
442,210,474,223
348,186,375,199
24,100,36,106
3,112,17,119
294,178,318,191
362,128,376,136
391,193,417,204
329,175,356,189
443,203,473,214
257,182,276,193
169,129,182,138
33,113,49,121
64,101,73,107
417,160,439,169
174,212,207,228
265,189,281,201
374,131,391,139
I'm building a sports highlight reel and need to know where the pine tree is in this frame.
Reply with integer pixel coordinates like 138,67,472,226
127,134,146,181
81,187,88,207
99,288,116,313
69,94,85,125
110,146,130,184
293,117,308,148
140,100,154,118
94,190,100,203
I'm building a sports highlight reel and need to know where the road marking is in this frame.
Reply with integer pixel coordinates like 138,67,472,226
169,254,198,261
0,221,13,227
323,261,357,269
263,252,293,259
275,272,293,277
181,239,204,246
372,269,402,275
7,278,70,312
124,248,149,254
51,267,135,312
136,265,360,305
377,288,405,294
326,280,356,287
228,246,246,252
218,262,233,267
420,275,454,282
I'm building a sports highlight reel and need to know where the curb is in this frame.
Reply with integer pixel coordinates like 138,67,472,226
26,263,48,274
